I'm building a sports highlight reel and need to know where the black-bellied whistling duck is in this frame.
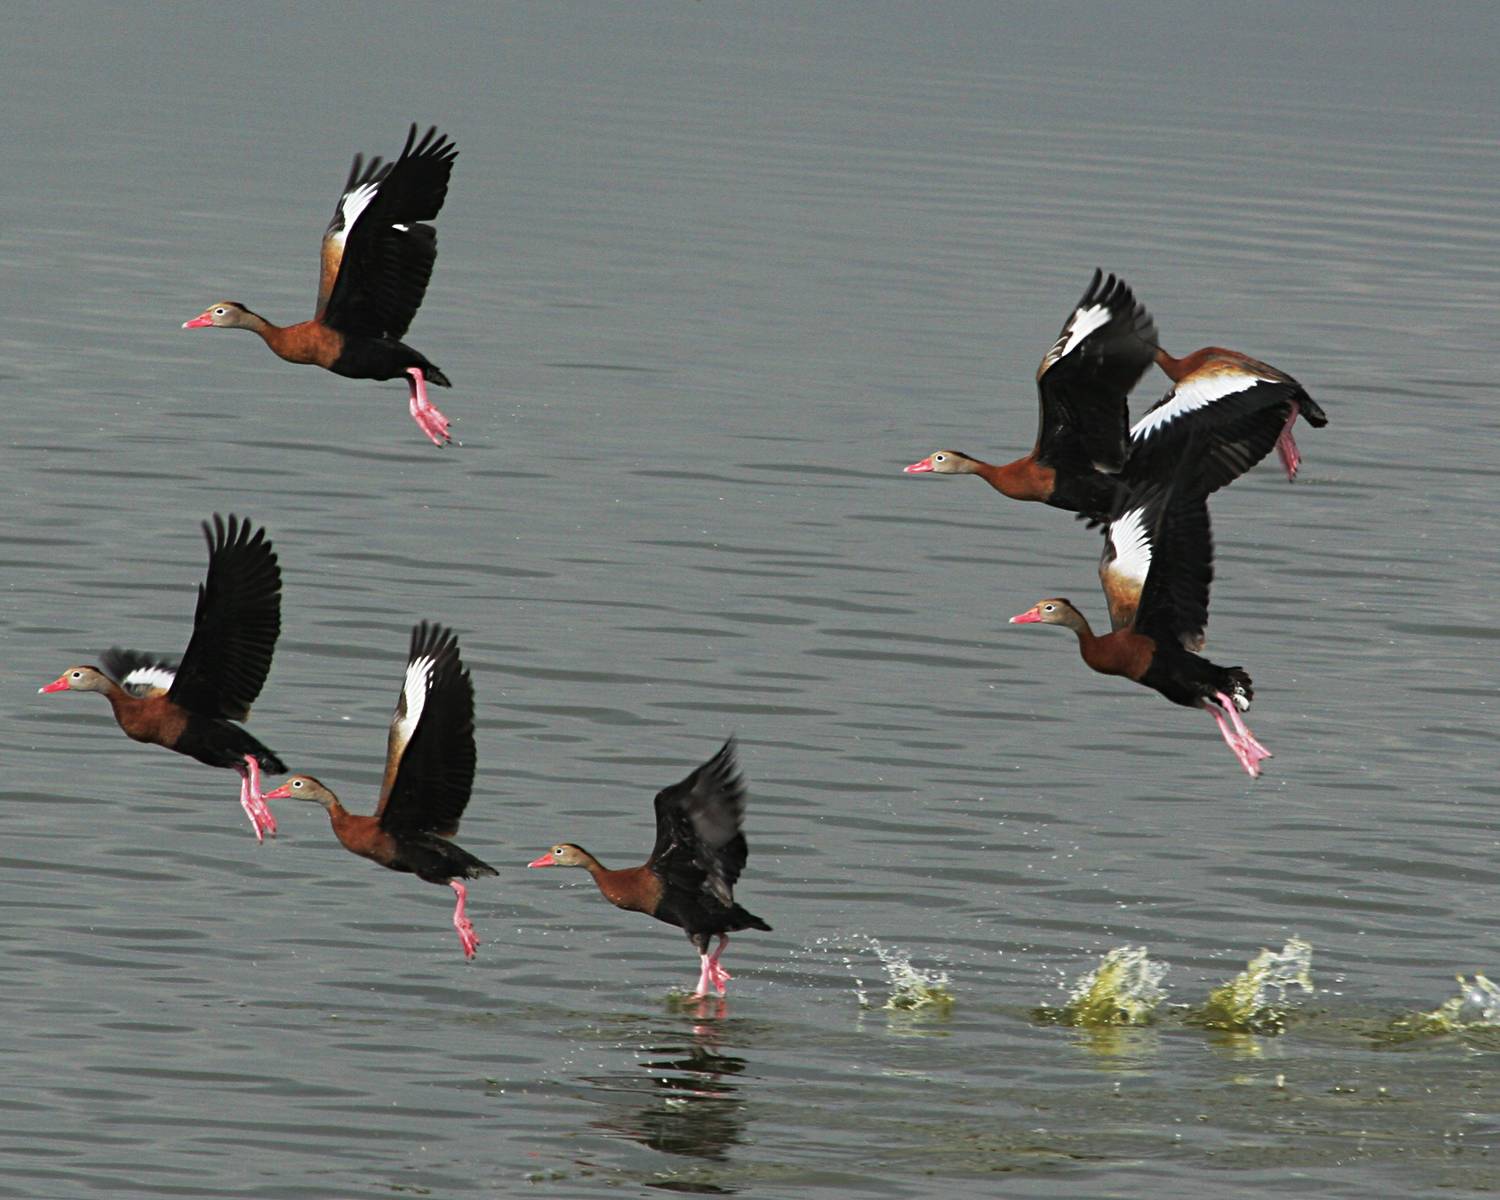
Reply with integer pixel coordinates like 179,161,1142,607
528,739,771,997
1134,345,1327,484
183,124,459,447
261,622,495,959
904,270,1157,522
906,271,1328,523
1008,455,1273,778
39,515,285,838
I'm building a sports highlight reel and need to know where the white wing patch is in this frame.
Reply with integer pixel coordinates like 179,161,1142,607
1131,370,1268,440
121,664,176,695
1106,505,1153,588
331,180,381,249
1041,303,1112,374
392,654,435,748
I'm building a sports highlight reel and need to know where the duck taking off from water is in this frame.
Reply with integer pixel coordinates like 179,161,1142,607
905,270,1327,524
39,514,284,839
529,739,771,997
183,124,459,446
262,623,496,958
1009,446,1273,778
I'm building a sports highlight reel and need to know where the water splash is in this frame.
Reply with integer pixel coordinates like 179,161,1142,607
1193,938,1313,1034
866,938,954,1012
1402,974,1500,1035
1037,946,1168,1027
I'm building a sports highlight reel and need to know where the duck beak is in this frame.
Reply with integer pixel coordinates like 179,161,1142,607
527,852,556,868
38,675,70,693
1009,609,1044,624
261,783,294,800
903,457,935,474
182,312,215,329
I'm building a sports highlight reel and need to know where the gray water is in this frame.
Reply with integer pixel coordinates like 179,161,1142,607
4,3,1499,1196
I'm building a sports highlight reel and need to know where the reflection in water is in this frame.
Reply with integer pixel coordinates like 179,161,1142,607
580,1016,749,1185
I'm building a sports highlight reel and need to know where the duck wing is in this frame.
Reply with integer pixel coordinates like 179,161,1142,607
1032,270,1158,476
1101,466,1215,651
648,739,749,906
320,124,457,341
1128,354,1326,492
168,515,281,721
101,648,179,698
376,622,477,838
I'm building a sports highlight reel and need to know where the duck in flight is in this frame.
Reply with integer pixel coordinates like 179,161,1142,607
184,124,460,447
39,515,285,838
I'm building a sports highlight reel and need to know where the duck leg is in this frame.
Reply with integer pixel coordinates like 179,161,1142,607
706,934,733,995
236,755,277,841
1217,692,1273,759
1275,407,1302,481
692,951,717,998
406,367,452,448
1206,697,1272,778
449,880,479,958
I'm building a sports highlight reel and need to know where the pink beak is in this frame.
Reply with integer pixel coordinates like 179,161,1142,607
1009,610,1044,624
527,852,556,868
261,783,294,800
182,313,215,329
38,676,71,693
903,457,935,474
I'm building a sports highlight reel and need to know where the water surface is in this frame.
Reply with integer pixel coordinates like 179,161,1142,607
4,3,1499,1196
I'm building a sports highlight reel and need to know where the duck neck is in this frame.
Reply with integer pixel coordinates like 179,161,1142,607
984,456,1054,502
1061,610,1100,648
97,679,138,719
317,794,355,831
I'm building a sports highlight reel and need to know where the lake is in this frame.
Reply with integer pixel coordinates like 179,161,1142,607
4,3,1499,1196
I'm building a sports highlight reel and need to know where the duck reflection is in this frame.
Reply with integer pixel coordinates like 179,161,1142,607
580,1019,749,1165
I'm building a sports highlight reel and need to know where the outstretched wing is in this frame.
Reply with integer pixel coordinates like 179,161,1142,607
648,739,748,906
1032,270,1158,475
320,124,457,341
168,515,281,721
101,648,179,698
376,622,477,838
1128,354,1320,493
1102,463,1215,651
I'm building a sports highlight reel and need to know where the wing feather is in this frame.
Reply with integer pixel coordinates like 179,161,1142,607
1033,270,1158,475
376,622,477,838
648,739,748,906
321,124,457,341
167,515,281,720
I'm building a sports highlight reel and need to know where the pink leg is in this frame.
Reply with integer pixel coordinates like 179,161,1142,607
1275,407,1302,481
1206,701,1271,778
693,952,716,998
236,756,277,841
1216,691,1273,758
707,934,733,995
450,880,479,959
406,368,452,448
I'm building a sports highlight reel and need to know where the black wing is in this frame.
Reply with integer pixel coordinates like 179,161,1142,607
321,124,458,341
377,622,477,839
1128,359,1323,494
101,648,179,698
649,739,749,906
1128,467,1215,653
168,515,281,721
1033,270,1158,475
